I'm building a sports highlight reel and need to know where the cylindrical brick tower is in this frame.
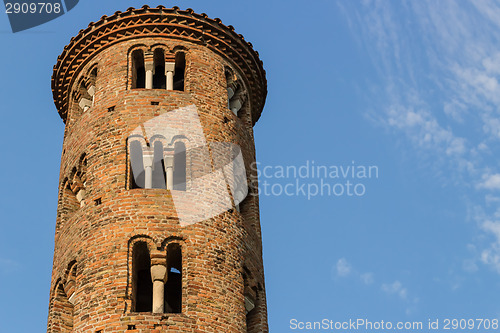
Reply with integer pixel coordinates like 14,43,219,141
47,6,267,333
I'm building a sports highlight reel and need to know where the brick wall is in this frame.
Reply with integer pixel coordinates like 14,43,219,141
48,7,268,333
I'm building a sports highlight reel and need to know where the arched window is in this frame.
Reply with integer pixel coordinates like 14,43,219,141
129,140,145,189
173,141,186,191
61,178,79,219
89,67,97,85
65,261,78,305
153,49,166,89
78,81,92,112
243,269,258,332
173,52,185,91
132,242,153,312
152,141,166,189
131,50,145,89
225,68,247,117
51,283,74,332
165,243,182,313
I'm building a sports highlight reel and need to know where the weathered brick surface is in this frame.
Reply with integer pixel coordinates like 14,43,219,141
48,6,268,333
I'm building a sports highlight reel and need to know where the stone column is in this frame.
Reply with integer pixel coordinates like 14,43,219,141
145,52,154,89
165,62,175,91
230,96,243,116
143,151,153,189
150,264,168,313
164,155,174,190
227,82,237,100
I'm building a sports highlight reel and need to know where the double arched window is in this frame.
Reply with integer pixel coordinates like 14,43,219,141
131,239,183,313
49,261,78,332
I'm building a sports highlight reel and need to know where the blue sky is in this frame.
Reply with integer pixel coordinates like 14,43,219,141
2,0,500,332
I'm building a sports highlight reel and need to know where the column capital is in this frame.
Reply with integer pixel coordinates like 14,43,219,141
79,98,92,111
150,264,168,283
165,62,175,73
87,85,96,97
164,155,174,168
145,61,155,72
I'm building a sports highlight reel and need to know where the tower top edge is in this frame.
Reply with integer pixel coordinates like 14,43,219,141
51,5,267,125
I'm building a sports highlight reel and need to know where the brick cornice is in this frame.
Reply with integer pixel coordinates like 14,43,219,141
51,5,267,125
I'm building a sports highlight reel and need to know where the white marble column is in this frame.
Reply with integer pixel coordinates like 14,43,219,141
165,62,175,90
150,265,168,313
145,61,154,89
164,155,174,190
143,152,153,189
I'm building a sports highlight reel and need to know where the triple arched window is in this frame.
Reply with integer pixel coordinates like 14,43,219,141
131,47,185,91
129,137,187,190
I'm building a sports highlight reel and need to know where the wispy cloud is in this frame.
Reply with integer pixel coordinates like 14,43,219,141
381,280,407,300
334,258,373,283
0,258,19,273
478,174,500,190
339,0,500,275
334,258,416,313
360,272,374,285
335,257,352,277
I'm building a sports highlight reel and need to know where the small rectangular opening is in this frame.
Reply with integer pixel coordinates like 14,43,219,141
94,198,102,206
127,325,136,330
151,101,160,106
108,106,115,112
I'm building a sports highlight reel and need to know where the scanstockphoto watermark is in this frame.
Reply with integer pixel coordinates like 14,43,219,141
249,161,379,199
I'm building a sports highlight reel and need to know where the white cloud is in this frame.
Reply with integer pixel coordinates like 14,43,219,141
478,174,500,190
385,104,467,157
482,52,500,75
381,280,407,300
462,259,478,273
443,100,466,123
360,272,374,285
480,247,500,274
342,0,500,276
336,258,352,277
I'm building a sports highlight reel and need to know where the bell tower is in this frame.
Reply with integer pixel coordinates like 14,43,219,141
47,6,268,332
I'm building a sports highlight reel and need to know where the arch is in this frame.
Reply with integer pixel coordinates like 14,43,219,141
171,45,188,53
131,49,146,89
242,266,258,332
63,260,78,304
152,48,166,89
87,64,98,97
173,52,185,91
60,176,79,221
129,139,145,189
88,65,97,85
49,281,74,332
131,241,153,312
150,43,171,53
160,235,185,250
165,242,182,313
173,141,186,191
152,140,166,189
225,65,250,121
